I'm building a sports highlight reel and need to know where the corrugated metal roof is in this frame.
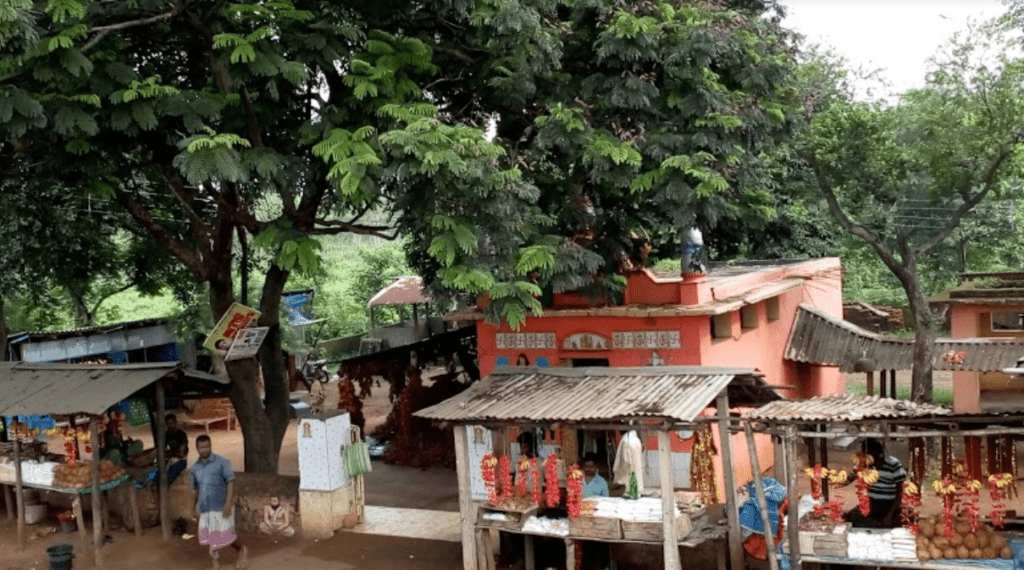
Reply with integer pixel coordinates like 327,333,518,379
745,393,953,422
416,366,780,424
9,318,170,343
367,276,430,308
0,362,228,417
785,304,1024,372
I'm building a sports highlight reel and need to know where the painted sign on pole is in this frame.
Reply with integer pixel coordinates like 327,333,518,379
203,302,261,352
225,327,269,360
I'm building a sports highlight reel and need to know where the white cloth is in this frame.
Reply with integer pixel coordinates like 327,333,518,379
198,509,236,555
612,431,644,491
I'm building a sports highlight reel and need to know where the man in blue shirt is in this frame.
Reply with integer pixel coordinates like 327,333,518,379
190,435,248,569
582,453,609,498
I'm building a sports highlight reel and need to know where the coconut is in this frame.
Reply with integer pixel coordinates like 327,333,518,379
934,536,950,549
920,521,935,538
944,547,958,559
978,532,991,548
950,534,964,547
930,546,945,560
970,548,983,559
1001,547,1013,559
989,534,1004,549
964,534,979,549
917,546,931,561
982,547,997,559
955,522,971,536
957,546,970,559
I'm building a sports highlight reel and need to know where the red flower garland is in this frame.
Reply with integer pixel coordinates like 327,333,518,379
530,458,543,505
544,454,560,508
933,477,957,539
566,465,583,519
481,454,499,505
959,478,982,532
498,455,514,504
517,458,530,498
900,481,921,535
803,465,829,518
826,468,848,524
988,473,1013,528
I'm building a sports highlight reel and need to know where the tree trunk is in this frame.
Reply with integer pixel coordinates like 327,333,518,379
0,295,7,361
257,265,292,448
900,258,936,403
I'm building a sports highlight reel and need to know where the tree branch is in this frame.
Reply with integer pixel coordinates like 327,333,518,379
915,137,1021,256
89,8,179,35
118,192,207,280
88,279,139,320
160,167,215,263
240,85,265,148
310,220,397,239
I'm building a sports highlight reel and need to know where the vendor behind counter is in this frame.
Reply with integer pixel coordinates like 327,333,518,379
845,438,906,529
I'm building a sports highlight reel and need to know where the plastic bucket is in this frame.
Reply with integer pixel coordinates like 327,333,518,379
46,544,74,570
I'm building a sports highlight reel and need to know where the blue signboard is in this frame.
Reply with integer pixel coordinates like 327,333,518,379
282,289,316,326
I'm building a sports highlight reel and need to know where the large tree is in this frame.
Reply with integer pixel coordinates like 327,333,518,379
797,20,1024,402
1,0,801,471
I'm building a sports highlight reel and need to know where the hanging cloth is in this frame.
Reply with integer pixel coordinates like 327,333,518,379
612,431,645,491
344,441,373,478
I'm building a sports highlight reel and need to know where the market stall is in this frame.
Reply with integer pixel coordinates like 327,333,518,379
0,362,228,565
416,365,783,570
744,394,1024,570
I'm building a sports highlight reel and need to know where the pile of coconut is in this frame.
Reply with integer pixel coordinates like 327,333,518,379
916,517,1013,560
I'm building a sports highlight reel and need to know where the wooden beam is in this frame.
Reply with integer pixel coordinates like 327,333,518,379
14,435,25,551
90,418,103,566
128,485,143,538
156,380,171,540
743,422,778,570
716,393,743,570
658,430,681,570
73,496,87,552
453,426,477,570
890,369,897,399
866,371,874,397
3,482,11,521
797,427,1024,439
785,427,801,570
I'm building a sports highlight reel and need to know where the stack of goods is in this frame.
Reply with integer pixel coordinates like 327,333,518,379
588,497,680,522
847,529,894,560
891,528,918,561
522,515,570,536
794,517,849,557
21,461,60,487
915,517,1012,561
52,460,126,490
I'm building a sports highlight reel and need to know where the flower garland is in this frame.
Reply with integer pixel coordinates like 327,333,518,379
498,455,514,504
689,425,718,505
544,453,560,508
43,426,90,465
825,468,848,523
481,454,499,505
959,478,983,532
530,458,543,505
517,458,530,498
851,451,877,517
566,464,583,519
988,473,1014,528
900,481,921,535
803,465,829,518
932,477,957,539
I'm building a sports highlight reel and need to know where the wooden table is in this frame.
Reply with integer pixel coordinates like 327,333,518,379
799,555,1013,570
476,521,729,570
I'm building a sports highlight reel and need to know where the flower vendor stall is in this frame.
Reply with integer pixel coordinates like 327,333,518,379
416,365,783,570
0,362,228,565
744,393,1024,570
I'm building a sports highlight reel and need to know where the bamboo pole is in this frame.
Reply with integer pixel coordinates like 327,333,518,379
156,380,171,540
13,435,25,551
716,394,743,570
784,427,801,570
454,426,477,570
743,422,778,570
658,429,681,570
90,418,103,565
3,483,11,521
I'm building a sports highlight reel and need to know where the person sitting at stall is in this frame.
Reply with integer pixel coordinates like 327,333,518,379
102,413,144,467
130,413,190,468
845,438,906,528
259,495,296,538
581,453,609,498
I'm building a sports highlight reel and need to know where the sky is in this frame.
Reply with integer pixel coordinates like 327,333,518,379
781,0,1009,98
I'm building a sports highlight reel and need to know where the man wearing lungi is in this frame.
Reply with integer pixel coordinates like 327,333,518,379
191,435,249,569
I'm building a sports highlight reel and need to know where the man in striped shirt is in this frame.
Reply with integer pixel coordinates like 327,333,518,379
847,438,906,528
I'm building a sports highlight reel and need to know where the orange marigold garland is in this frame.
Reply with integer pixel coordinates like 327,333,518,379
690,424,718,505
544,453,560,508
988,473,1013,528
517,458,530,498
566,464,583,519
530,457,543,505
498,455,514,504
900,481,921,535
481,454,499,505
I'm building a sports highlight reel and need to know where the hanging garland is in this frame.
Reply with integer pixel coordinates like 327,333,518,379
803,465,829,518
517,457,530,499
932,477,957,539
530,457,543,506
481,454,499,506
825,468,848,524
498,455,514,505
566,464,583,519
987,473,1013,528
852,452,878,517
900,481,921,535
544,453,560,508
689,424,718,505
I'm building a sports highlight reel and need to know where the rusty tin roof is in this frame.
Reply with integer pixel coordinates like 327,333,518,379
416,366,780,425
367,276,431,308
745,393,952,423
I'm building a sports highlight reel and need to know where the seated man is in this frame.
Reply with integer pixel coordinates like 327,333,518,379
102,414,143,467
130,413,190,468
259,495,295,537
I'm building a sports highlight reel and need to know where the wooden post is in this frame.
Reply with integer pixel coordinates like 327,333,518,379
879,369,887,398
156,379,171,540
890,369,896,399
90,417,103,566
454,426,478,570
69,414,81,464
3,483,11,520
524,535,535,570
866,371,874,397
101,490,110,532
716,394,743,570
819,425,829,502
73,496,87,551
743,422,778,570
128,485,143,538
13,435,25,551
565,538,575,570
658,429,681,570
784,427,801,570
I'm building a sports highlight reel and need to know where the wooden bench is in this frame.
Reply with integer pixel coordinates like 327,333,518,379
178,398,236,436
